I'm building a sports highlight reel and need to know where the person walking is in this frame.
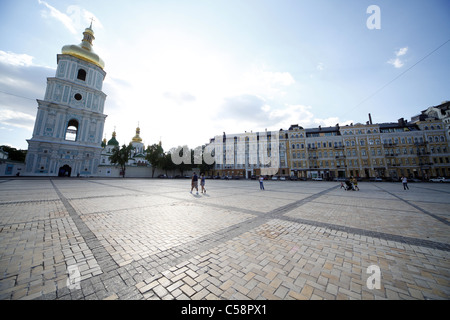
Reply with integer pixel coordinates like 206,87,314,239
351,177,359,191
259,175,265,190
402,176,409,190
191,172,199,195
200,173,206,194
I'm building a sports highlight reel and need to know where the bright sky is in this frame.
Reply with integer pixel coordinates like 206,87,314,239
1,0,449,151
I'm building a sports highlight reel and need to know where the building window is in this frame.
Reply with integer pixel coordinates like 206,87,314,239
77,69,87,81
65,119,79,141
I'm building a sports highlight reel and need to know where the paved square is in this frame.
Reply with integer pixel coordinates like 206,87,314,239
0,178,449,300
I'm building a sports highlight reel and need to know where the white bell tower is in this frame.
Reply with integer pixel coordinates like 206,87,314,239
25,24,107,176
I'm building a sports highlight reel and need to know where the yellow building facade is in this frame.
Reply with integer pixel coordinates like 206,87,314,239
210,115,450,180
283,117,450,180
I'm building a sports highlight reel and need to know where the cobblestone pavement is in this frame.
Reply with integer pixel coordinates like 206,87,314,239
0,178,449,300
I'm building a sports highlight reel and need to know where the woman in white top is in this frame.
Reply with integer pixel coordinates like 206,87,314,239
402,176,409,190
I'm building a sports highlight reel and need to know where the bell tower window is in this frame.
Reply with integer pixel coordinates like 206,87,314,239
77,69,87,81
65,119,79,141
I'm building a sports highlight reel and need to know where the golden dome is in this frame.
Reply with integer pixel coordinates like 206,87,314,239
61,25,105,69
132,127,142,143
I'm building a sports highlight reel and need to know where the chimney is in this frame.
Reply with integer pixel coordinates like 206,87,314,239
368,113,373,125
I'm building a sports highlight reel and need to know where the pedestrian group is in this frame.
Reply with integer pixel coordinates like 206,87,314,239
190,172,207,195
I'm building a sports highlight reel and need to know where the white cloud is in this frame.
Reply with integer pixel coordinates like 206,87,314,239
0,51,34,67
240,66,295,98
38,0,77,34
388,57,404,68
163,92,196,105
0,109,35,130
388,47,408,68
395,47,408,56
214,100,352,136
38,1,103,34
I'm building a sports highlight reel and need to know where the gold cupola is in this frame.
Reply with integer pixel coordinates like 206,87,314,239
61,23,105,69
132,126,142,143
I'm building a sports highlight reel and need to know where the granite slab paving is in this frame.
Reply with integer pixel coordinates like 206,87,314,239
0,178,449,300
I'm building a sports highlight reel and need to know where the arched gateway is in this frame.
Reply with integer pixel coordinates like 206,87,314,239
58,165,72,177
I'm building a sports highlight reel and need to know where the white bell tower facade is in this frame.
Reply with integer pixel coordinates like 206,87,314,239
25,24,107,176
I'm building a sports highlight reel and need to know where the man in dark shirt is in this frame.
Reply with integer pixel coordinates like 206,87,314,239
191,172,199,195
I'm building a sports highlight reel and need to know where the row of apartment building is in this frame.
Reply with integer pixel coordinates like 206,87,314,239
208,102,450,180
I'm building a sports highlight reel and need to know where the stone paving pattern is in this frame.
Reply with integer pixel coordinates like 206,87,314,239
0,178,449,300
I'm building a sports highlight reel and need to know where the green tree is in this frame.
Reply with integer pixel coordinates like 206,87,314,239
145,143,164,178
161,152,176,176
0,145,27,162
109,143,132,178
